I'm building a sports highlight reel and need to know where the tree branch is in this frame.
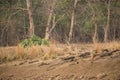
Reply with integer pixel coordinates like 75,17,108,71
49,14,65,33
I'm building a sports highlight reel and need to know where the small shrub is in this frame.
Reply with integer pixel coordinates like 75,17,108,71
0,56,7,63
41,39,50,45
21,35,49,47
51,53,57,59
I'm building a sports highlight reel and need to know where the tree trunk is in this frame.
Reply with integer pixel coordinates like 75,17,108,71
45,0,56,40
26,0,35,37
68,10,75,42
68,0,77,42
87,0,98,43
104,0,110,42
93,23,98,43
45,11,52,40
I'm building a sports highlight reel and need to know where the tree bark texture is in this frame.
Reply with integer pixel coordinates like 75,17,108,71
104,0,110,42
68,0,78,42
26,0,35,37
45,0,57,40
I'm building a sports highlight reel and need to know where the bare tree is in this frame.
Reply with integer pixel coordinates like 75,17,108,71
68,0,78,42
44,0,56,40
26,0,35,37
104,0,111,42
45,0,64,40
87,0,98,43
93,23,98,43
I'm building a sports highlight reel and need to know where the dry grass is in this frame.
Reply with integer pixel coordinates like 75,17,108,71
15,44,65,60
93,41,120,53
0,44,65,63
0,46,17,62
0,41,120,63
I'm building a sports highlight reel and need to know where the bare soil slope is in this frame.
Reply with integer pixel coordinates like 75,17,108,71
0,49,120,80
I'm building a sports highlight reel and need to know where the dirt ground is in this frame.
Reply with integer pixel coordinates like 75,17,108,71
0,46,120,80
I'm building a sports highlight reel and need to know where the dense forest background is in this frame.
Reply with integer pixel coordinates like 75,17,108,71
0,0,120,46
